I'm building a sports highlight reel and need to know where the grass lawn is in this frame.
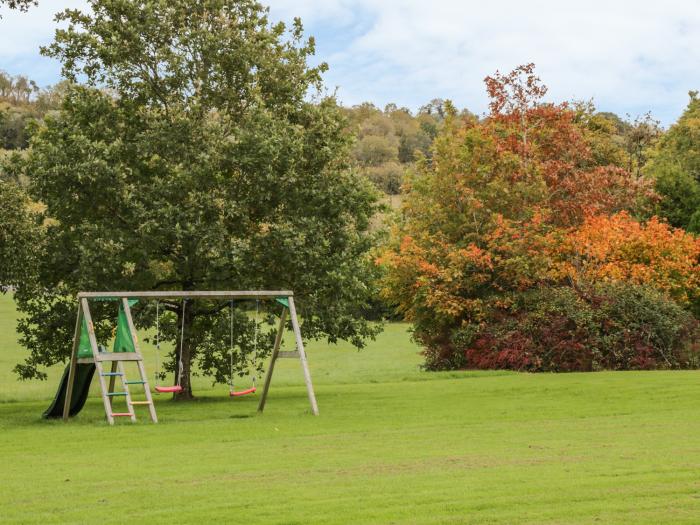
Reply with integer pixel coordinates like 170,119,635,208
2,293,700,524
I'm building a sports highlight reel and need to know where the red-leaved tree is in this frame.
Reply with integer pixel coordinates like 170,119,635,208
380,65,699,371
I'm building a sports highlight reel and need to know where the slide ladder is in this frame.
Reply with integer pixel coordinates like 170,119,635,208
94,353,157,424
63,297,159,425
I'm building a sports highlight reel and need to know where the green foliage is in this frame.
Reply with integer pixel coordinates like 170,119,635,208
575,105,661,182
344,102,445,195
572,103,627,168
0,104,32,149
687,209,700,234
623,112,662,176
0,179,41,294
648,92,700,229
364,162,404,195
654,164,700,231
0,72,68,151
354,134,398,166
12,0,381,394
398,128,432,164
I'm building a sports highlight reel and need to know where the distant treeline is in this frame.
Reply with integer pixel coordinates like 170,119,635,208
4,69,700,235
0,70,670,199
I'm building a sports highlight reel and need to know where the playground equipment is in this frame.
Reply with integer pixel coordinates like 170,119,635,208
48,291,318,425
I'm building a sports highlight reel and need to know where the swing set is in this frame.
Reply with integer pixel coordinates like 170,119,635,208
57,291,318,425
152,298,261,396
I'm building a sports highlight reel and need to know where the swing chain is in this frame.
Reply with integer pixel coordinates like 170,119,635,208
252,298,259,388
229,299,234,393
177,298,186,388
228,299,259,394
154,300,160,387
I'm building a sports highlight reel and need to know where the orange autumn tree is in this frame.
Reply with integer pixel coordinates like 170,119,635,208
381,64,700,371
553,212,700,307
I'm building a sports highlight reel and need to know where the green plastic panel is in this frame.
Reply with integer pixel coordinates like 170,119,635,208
275,297,289,308
112,304,136,353
76,317,94,359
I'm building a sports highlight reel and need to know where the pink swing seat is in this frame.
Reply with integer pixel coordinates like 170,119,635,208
155,385,183,394
229,387,257,397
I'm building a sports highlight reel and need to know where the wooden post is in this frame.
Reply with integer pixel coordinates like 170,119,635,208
122,298,158,423
135,359,158,423
257,307,287,414
81,298,115,425
62,302,83,421
288,297,319,416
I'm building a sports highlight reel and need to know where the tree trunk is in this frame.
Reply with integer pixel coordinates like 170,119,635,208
174,300,195,401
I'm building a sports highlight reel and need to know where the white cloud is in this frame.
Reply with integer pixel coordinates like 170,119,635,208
1,0,698,124
262,0,357,24
267,0,700,124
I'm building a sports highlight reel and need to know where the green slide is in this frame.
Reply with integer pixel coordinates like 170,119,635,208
43,304,135,419
43,363,96,419
43,316,98,419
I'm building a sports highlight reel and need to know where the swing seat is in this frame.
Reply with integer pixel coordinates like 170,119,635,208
155,386,183,394
229,387,256,397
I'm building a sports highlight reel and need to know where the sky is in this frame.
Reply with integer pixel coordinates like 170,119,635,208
1,1,699,126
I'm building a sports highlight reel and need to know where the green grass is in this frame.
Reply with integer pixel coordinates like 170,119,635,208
2,293,700,524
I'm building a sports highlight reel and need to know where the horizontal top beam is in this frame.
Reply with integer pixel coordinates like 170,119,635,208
77,291,293,300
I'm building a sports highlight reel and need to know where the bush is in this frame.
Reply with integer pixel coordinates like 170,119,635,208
449,283,700,372
365,162,404,195
0,105,33,150
353,135,398,166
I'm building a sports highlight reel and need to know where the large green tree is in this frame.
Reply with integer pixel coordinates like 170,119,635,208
14,0,381,397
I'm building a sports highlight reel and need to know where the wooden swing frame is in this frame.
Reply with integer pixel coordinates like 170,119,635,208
63,290,319,425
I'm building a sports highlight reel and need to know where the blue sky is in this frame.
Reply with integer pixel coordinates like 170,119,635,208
1,0,699,126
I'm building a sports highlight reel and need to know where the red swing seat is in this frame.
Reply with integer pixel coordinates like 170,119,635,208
229,387,256,397
155,385,183,394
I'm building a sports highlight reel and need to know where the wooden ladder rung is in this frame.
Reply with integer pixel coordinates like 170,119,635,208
129,401,152,406
111,412,134,417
